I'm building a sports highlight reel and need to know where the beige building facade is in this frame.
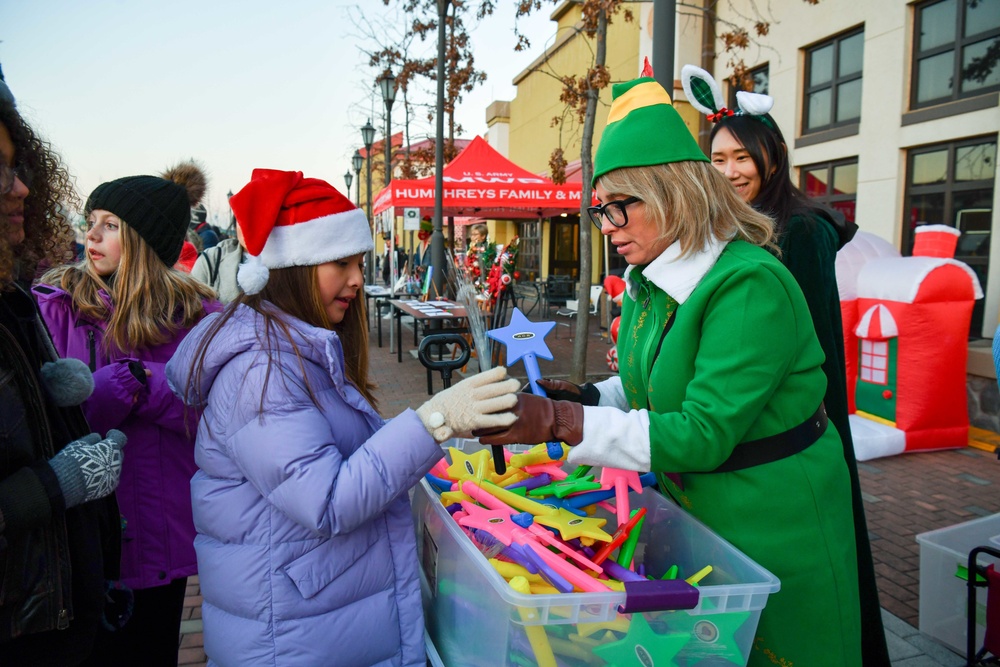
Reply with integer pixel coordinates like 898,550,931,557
495,0,998,346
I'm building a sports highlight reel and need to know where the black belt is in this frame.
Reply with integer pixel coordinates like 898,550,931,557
712,403,828,473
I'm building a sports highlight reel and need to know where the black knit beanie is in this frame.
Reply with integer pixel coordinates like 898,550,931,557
85,175,189,266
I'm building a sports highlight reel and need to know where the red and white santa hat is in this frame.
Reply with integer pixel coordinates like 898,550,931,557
231,169,374,295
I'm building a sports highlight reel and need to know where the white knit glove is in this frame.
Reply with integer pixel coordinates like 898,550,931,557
416,366,520,442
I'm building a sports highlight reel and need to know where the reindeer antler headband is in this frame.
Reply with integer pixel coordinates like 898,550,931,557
680,65,775,127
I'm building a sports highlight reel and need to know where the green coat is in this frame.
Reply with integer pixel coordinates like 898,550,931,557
585,240,861,666
780,211,889,666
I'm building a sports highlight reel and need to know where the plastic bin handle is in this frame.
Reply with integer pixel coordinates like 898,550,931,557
618,579,699,614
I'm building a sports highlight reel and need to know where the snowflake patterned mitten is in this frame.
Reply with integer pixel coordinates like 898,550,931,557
49,430,126,508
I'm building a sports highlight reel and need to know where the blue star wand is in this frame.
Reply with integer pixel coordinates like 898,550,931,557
486,308,564,469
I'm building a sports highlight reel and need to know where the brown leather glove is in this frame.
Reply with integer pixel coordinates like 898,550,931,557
473,393,585,447
536,378,601,406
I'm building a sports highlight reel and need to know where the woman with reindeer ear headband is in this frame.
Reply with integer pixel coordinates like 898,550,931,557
683,64,888,667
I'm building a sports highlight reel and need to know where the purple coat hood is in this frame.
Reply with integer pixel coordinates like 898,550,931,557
165,304,443,667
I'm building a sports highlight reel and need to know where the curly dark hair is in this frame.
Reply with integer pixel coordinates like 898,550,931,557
0,100,78,286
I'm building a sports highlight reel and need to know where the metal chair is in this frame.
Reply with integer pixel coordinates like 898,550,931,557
542,275,574,317
513,281,542,317
554,285,603,338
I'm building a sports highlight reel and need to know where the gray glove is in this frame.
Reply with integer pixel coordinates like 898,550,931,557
416,366,520,442
49,430,126,508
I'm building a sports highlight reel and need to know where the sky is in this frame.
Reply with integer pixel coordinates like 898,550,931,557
0,0,555,225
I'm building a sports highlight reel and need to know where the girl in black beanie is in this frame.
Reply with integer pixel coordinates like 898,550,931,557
34,171,221,667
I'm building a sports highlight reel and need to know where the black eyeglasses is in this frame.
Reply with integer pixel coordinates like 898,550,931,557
0,162,32,195
587,196,641,230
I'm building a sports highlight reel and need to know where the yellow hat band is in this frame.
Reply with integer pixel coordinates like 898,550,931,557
607,81,674,125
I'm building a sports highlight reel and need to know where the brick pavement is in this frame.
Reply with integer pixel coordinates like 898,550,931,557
175,310,1000,665
859,445,1000,627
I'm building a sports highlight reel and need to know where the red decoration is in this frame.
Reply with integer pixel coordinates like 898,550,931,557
603,275,626,305
610,316,621,344
707,107,736,123
606,347,618,372
882,390,893,400
475,237,519,307
640,57,654,78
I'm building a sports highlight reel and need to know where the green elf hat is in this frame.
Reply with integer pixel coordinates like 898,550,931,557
593,58,708,187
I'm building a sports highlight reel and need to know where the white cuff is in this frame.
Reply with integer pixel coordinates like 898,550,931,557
568,405,651,471
593,376,629,410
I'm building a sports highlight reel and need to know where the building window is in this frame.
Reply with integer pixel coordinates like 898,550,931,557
911,0,1000,109
727,63,770,109
799,158,859,224
803,28,865,134
860,340,889,385
517,220,541,282
903,136,997,336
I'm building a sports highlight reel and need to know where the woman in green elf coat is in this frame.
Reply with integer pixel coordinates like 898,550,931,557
478,71,862,666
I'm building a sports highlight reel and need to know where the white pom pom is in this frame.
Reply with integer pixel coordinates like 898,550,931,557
736,91,774,117
238,255,270,295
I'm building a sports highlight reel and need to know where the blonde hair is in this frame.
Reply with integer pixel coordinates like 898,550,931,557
184,264,378,415
40,220,215,353
596,161,776,258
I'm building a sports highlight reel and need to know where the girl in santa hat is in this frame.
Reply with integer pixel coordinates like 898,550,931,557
33,171,222,667
166,168,518,667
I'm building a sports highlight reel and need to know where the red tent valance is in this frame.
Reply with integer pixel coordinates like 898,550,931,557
373,136,589,219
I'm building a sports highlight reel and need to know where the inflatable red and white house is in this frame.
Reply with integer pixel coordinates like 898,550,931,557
835,232,901,413
836,226,983,461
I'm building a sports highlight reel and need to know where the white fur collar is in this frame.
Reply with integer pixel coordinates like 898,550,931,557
623,236,728,305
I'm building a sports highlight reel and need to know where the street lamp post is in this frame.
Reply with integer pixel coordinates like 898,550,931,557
226,189,234,234
361,119,376,283
351,150,363,208
431,0,451,299
378,70,397,292
377,70,396,187
343,170,353,199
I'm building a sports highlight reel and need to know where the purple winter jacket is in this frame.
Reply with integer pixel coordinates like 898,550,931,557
165,304,443,667
33,283,221,590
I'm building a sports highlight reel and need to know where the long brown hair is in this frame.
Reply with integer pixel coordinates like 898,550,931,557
40,220,215,353
185,264,378,415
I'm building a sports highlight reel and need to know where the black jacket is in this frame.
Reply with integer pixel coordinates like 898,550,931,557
0,283,121,665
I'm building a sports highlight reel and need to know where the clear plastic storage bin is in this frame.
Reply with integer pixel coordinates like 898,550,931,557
414,441,780,667
916,513,1000,654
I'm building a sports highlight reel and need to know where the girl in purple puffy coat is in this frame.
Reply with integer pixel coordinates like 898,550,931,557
34,173,220,667
166,169,518,666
